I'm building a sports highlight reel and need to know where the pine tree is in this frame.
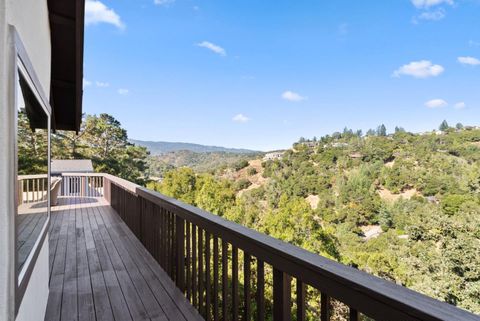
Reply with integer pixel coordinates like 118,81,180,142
377,124,387,136
439,120,449,131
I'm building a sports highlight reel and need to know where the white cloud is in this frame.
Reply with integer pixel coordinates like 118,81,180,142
96,81,110,87
196,41,226,56
417,8,446,21
85,0,125,29
458,56,480,66
393,60,444,78
281,91,307,102
454,102,466,109
117,88,129,95
232,114,249,123
154,0,175,6
425,99,448,108
83,79,92,89
411,0,454,8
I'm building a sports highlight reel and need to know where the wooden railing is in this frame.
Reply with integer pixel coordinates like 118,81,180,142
84,174,480,321
18,174,48,204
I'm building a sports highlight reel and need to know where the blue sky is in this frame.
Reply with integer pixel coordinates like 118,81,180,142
83,0,480,151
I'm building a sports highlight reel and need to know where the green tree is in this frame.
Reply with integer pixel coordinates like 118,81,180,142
158,167,197,204
377,124,387,136
439,120,449,131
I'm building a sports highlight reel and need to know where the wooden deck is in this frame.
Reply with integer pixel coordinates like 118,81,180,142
45,196,203,321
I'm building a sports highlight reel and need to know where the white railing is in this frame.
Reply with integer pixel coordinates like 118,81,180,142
17,174,48,205
60,173,104,197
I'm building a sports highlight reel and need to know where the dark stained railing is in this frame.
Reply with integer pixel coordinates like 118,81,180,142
93,173,478,321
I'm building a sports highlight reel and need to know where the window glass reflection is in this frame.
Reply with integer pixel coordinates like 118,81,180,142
16,70,49,273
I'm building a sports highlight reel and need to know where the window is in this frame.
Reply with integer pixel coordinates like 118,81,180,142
11,29,52,312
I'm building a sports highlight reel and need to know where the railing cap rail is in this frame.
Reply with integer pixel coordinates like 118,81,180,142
18,174,48,180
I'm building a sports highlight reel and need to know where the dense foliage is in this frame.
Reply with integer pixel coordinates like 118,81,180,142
150,124,480,315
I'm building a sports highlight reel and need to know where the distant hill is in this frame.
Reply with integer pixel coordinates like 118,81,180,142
130,139,260,155
147,150,264,175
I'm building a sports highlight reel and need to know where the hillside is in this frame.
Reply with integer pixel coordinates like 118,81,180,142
146,150,263,177
148,125,480,315
130,139,260,155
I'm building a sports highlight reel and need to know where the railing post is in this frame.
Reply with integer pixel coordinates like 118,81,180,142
273,268,291,321
104,177,111,203
176,215,185,292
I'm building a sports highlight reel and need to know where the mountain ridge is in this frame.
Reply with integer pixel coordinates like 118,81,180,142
130,139,261,155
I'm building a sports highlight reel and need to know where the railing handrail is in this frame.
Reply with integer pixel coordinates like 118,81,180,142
65,172,480,320
18,174,48,180
59,172,104,177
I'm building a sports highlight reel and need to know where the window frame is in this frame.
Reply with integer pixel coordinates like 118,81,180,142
9,26,52,315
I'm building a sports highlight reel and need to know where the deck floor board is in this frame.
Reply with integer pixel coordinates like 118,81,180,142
45,196,203,321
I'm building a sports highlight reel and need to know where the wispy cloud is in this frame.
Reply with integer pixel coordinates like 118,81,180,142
196,41,226,56
411,0,454,9
281,91,307,102
454,102,466,109
96,81,110,87
393,60,444,78
469,40,480,47
154,0,175,6
118,89,129,95
425,99,448,108
458,56,480,66
83,79,92,89
85,0,125,29
232,114,249,123
411,0,453,23
416,8,446,21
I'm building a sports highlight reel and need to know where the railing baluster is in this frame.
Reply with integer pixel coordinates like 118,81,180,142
206,232,211,321
256,260,265,321
176,216,185,292
244,253,251,321
199,228,204,317
349,308,359,321
222,241,228,321
273,268,291,321
162,208,167,270
213,236,219,321
192,224,197,308
321,292,330,321
172,212,176,280
297,281,306,321
186,222,192,300
232,246,239,321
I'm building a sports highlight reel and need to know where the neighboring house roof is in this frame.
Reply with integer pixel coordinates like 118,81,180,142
51,159,93,174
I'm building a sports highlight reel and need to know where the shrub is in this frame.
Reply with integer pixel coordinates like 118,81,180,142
233,160,249,171
234,178,252,191
247,167,257,176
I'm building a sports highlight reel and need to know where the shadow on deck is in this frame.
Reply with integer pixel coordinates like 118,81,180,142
45,196,203,321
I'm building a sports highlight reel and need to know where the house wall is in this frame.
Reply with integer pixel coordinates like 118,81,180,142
6,0,51,94
0,0,51,320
